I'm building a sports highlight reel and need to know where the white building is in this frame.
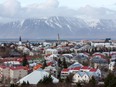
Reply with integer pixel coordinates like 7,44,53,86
43,42,51,47
73,71,90,83
0,66,28,82
18,36,22,45
109,58,116,71
61,65,101,81
61,69,69,79
10,66,28,82
44,66,57,77
73,68,101,83
17,69,59,84
0,66,10,80
4,61,21,67
45,49,58,55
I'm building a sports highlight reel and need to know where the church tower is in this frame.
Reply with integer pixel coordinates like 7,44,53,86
19,36,22,45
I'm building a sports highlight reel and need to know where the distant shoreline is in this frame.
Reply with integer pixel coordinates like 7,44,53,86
0,38,115,43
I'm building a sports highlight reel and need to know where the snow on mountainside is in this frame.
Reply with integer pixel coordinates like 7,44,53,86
0,16,116,39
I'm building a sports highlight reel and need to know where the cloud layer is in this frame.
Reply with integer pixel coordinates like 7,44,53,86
0,0,116,22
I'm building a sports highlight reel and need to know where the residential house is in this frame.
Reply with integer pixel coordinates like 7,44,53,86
45,49,58,55
61,68,69,79
10,66,28,82
44,66,57,77
0,66,10,80
17,69,59,84
109,58,116,71
73,68,101,83
90,54,108,68
73,71,90,83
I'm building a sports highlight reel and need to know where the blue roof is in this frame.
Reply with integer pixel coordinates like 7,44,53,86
68,64,82,69
77,71,85,77
76,71,99,77
91,57,108,63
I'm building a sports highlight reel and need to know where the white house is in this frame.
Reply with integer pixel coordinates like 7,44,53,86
45,54,58,61
45,49,58,55
93,42,111,47
17,69,59,84
109,58,116,71
4,61,21,67
44,66,57,77
10,66,28,82
89,68,101,77
73,71,90,83
61,69,69,79
73,69,101,83
0,66,10,80
43,42,51,47
61,66,101,81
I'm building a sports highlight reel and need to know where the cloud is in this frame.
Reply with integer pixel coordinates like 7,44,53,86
1,0,21,17
26,0,59,9
77,5,116,19
0,0,77,21
0,0,116,22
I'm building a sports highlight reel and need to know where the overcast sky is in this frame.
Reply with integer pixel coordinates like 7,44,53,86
0,0,116,22
0,0,116,9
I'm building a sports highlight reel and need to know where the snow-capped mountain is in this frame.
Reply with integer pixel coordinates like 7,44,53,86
0,16,116,39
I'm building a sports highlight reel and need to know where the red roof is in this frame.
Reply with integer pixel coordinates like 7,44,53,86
83,52,89,56
81,66,91,70
61,68,69,72
110,53,116,56
72,67,81,70
0,66,8,69
47,62,53,66
46,54,52,57
90,69,97,72
10,66,25,70
40,48,44,50
92,54,105,59
17,58,23,62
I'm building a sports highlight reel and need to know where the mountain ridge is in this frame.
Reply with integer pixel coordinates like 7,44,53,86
0,16,116,39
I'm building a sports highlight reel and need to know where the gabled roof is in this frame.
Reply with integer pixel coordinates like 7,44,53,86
47,62,53,66
90,69,97,72
77,71,85,77
61,68,69,72
17,69,59,84
76,71,98,77
68,62,83,69
81,66,91,70
71,67,81,70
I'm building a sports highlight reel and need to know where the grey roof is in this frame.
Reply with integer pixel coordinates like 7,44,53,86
91,57,108,63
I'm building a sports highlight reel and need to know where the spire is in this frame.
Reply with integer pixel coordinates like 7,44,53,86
57,33,60,44
57,33,60,41
19,36,22,45
19,36,22,41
